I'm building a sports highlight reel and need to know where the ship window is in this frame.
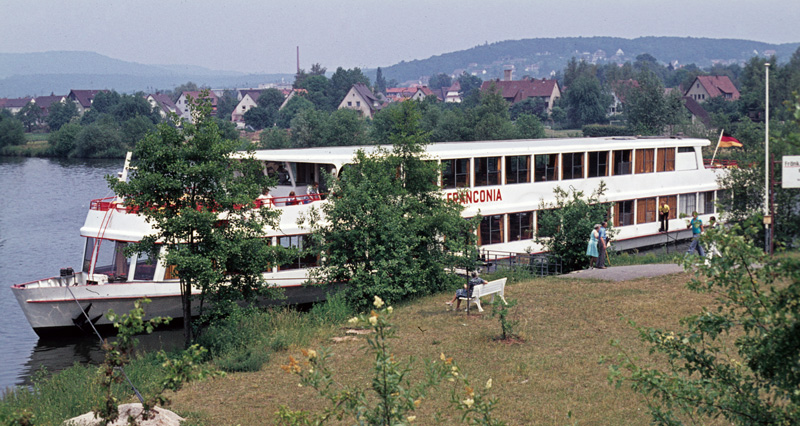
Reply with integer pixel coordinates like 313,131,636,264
278,235,318,271
294,162,315,185
635,149,655,173
587,151,608,178
475,157,500,186
678,147,694,153
509,211,534,241
614,200,634,227
700,191,715,214
133,250,157,281
613,150,632,175
479,214,504,245
89,239,131,280
534,154,559,182
637,197,657,223
680,193,697,216
656,148,675,172
506,155,531,184
442,158,470,189
562,152,584,180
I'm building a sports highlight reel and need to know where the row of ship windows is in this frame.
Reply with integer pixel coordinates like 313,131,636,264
441,147,690,189
476,190,717,246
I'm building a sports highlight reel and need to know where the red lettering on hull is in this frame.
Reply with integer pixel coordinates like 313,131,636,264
446,189,503,205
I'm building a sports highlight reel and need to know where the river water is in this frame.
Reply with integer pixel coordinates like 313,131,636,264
0,156,182,391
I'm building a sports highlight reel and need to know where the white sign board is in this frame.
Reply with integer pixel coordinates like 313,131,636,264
783,156,800,188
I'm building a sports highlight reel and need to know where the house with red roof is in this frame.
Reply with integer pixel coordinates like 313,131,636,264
146,93,179,119
479,77,561,111
608,79,640,116
67,90,107,114
33,94,67,118
337,83,382,118
1,97,34,115
176,91,219,121
231,90,263,127
684,76,740,103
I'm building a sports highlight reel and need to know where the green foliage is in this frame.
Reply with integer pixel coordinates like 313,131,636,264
297,75,333,111
15,102,41,132
509,97,548,121
535,183,612,271
109,90,283,345
45,100,79,131
215,89,239,121
306,101,478,312
491,298,519,340
73,121,127,158
259,127,292,149
581,124,634,137
258,88,287,110
277,298,506,425
625,71,679,135
244,106,276,130
607,226,800,425
513,113,546,139
0,116,26,148
277,95,315,128
429,72,453,90
564,75,609,127
329,67,371,110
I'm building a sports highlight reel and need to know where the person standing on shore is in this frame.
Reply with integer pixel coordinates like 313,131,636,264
659,200,670,232
596,221,608,269
587,224,600,269
685,211,705,256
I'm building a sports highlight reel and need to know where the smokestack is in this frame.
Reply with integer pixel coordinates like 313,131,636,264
296,46,300,74
503,68,513,81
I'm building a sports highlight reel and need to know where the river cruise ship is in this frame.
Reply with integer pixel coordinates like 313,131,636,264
12,136,723,335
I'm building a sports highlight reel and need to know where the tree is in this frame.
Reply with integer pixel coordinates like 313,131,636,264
0,116,26,148
608,227,800,425
243,106,276,130
323,108,369,147
48,122,82,157
46,100,79,131
297,75,332,111
428,73,453,90
92,91,121,114
172,82,199,102
625,71,676,135
457,72,483,99
73,122,126,158
216,89,239,122
509,97,548,121
514,114,546,139
329,67,370,111
535,183,611,271
289,108,327,148
16,101,41,132
305,101,477,311
108,92,282,345
374,67,387,94
309,63,327,76
276,95,315,128
258,128,292,150
474,86,515,140
564,75,609,127
111,94,158,123
256,88,286,111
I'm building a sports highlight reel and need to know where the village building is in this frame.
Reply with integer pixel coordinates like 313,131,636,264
337,83,382,118
479,73,561,112
146,93,179,119
67,89,106,114
684,75,740,103
176,91,219,121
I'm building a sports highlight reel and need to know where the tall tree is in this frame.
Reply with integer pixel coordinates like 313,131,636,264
374,67,387,94
564,75,609,127
16,102,41,132
297,75,333,111
428,73,453,91
474,84,515,140
257,88,286,111
109,92,281,345
625,71,679,135
0,116,26,147
457,72,483,99
215,89,239,122
309,63,327,76
46,100,79,131
329,67,370,110
306,101,477,311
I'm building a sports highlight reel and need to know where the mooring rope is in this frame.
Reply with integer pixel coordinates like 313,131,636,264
65,282,146,405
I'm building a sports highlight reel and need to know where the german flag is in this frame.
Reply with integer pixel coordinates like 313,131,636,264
719,133,743,148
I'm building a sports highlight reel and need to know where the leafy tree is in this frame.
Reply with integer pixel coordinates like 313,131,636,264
258,128,292,149
172,82,199,102
297,75,333,111
108,92,282,345
16,101,41,132
48,122,82,157
277,95,315,128
289,108,327,148
323,108,369,147
514,113,546,139
243,106,276,130
111,93,158,123
535,183,611,271
91,91,121,114
608,227,800,426
428,73,453,90
457,71,483,99
625,71,679,135
374,67,387,94
215,89,239,122
474,86,515,140
564,75,609,127
739,56,775,122
46,100,79,131
309,63,327,76
0,116,26,147
562,57,598,89
73,122,126,158
431,108,475,142
509,97,548,121
256,88,286,111
305,101,477,311
120,115,156,147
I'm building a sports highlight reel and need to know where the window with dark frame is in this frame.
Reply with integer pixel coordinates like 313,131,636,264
442,158,470,189
614,200,634,227
656,148,676,172
635,149,655,174
506,155,531,184
701,191,715,214
534,154,559,182
277,235,318,270
479,214,504,245
562,152,584,180
475,157,500,186
636,197,657,223
613,150,632,175
588,151,609,178
509,211,534,241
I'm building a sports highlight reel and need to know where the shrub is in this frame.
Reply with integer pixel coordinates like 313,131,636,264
581,124,634,137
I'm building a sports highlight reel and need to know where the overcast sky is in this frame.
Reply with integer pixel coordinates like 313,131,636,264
2,0,798,74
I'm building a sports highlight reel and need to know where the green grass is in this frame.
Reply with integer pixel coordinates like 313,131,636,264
24,133,50,142
544,128,582,138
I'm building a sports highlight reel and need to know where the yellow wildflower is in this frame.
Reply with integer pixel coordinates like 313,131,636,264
485,378,492,390
462,398,474,408
387,306,393,313
369,315,378,326
465,386,474,397
348,316,359,324
407,415,416,422
307,349,317,359
413,399,421,407
373,295,384,308
440,352,446,361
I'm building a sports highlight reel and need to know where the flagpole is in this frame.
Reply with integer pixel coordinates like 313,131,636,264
764,62,770,254
710,129,724,166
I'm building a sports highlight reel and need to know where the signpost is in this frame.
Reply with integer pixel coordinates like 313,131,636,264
782,156,800,189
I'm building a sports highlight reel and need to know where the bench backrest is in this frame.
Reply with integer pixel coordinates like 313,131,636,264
473,277,507,297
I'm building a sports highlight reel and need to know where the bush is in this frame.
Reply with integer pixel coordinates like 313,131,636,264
581,124,634,137
0,117,26,148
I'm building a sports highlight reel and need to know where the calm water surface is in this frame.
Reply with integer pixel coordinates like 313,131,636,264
0,157,181,390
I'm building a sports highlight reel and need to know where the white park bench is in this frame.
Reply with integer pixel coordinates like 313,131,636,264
458,277,508,312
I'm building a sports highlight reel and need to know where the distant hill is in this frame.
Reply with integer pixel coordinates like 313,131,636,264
373,36,800,84
0,51,293,97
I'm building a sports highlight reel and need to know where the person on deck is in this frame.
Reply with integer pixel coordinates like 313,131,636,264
685,211,705,256
659,201,670,232
587,224,600,269
446,271,486,310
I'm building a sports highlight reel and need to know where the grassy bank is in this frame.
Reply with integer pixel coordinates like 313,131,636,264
171,269,710,425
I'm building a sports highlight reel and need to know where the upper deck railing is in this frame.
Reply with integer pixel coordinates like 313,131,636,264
89,194,327,212
704,159,739,168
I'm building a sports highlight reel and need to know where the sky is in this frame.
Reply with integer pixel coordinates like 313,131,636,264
2,0,799,74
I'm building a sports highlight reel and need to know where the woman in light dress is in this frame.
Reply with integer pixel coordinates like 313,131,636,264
586,224,601,269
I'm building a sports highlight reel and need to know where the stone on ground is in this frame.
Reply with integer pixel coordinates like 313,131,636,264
64,403,184,426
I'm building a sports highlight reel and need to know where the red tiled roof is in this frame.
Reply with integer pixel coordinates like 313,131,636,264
68,90,106,108
683,96,711,127
611,79,640,103
2,97,33,108
691,76,740,100
34,95,65,109
239,89,262,101
148,93,178,111
479,79,558,103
